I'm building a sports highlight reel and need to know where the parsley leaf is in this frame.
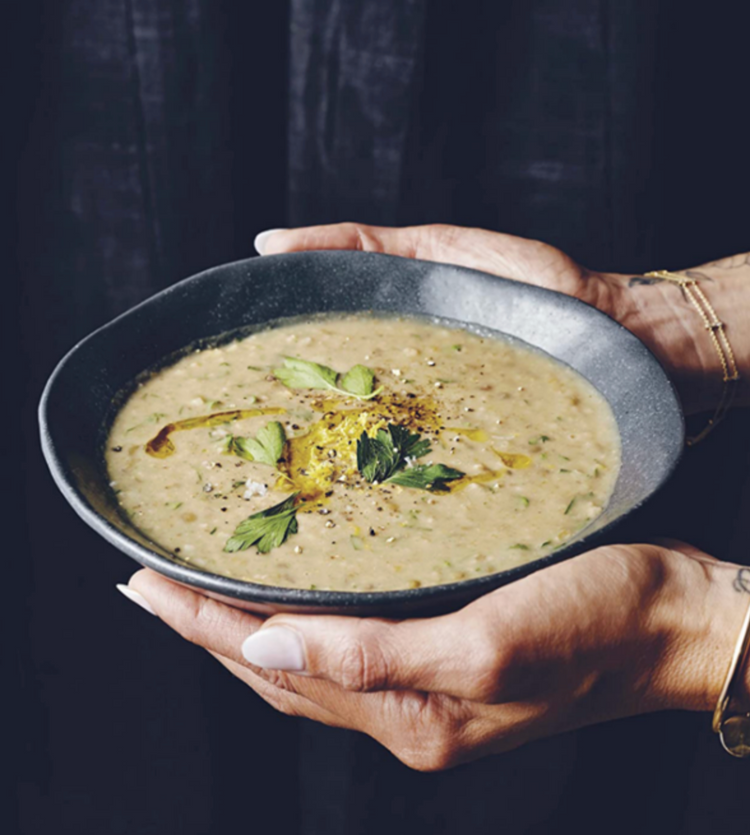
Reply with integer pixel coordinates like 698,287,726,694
357,424,431,483
224,493,300,553
340,364,375,397
226,421,286,466
273,357,338,391
357,431,397,482
387,463,464,492
356,424,464,490
388,424,432,460
273,357,383,400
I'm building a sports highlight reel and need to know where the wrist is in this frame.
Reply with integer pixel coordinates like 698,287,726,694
651,552,750,714
597,269,750,415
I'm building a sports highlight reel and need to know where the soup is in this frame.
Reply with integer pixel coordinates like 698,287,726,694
106,315,620,591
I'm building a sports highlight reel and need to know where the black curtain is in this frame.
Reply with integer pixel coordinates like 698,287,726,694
9,2,750,834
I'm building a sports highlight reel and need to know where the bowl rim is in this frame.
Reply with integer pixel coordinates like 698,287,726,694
38,251,685,610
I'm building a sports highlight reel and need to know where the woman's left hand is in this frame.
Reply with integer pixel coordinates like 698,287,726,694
125,542,750,771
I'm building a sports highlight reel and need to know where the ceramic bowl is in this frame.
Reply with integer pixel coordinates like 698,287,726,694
39,251,684,616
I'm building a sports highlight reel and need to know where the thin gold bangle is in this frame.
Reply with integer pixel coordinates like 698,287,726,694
643,270,741,445
711,596,750,757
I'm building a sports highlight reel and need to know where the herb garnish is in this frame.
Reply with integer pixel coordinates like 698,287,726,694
224,493,300,553
273,357,383,400
357,425,430,482
340,364,377,397
225,421,286,466
356,424,463,491
388,463,465,492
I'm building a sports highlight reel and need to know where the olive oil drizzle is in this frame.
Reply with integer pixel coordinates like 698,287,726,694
143,396,533,509
145,408,286,458
274,394,532,502
491,448,532,469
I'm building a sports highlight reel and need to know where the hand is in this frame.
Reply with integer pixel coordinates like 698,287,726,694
125,543,750,770
256,224,750,414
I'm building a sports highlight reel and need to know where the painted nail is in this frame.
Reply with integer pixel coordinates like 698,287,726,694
254,228,287,256
241,626,305,671
116,584,156,616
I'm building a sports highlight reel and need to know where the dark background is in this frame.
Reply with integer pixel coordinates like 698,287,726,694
7,2,750,833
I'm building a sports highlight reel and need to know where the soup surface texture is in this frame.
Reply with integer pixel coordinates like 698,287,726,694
106,315,620,591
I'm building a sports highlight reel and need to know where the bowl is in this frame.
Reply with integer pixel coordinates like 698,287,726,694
39,251,684,616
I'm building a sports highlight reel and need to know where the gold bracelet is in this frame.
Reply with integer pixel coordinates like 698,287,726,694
711,596,750,757
643,270,741,445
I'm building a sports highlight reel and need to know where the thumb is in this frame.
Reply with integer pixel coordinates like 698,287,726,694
239,609,509,702
253,221,586,294
255,222,430,259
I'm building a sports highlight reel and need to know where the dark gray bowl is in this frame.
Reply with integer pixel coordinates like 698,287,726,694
39,251,684,616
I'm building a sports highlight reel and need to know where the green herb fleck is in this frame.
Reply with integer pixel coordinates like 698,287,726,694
350,535,364,551
529,435,551,445
517,496,530,507
564,497,576,515
510,543,529,550
165,501,183,510
224,493,300,554
125,412,167,433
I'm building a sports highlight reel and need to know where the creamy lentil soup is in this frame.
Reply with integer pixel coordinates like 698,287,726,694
106,315,620,591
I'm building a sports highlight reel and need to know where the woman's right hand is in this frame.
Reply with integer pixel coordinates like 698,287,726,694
126,542,750,770
255,223,750,415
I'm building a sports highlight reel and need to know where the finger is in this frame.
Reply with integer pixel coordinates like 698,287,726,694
255,222,576,289
257,222,430,259
207,650,354,730
237,606,509,702
127,569,264,665
212,649,501,771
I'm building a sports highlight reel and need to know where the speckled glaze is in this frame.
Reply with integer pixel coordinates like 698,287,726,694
39,252,684,616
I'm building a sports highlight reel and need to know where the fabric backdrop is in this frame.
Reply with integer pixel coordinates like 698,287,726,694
10,1,749,833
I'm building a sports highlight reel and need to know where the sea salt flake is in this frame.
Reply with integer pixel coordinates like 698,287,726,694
243,480,268,499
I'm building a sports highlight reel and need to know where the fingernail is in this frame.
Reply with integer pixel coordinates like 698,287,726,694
254,228,286,256
116,584,156,616
241,626,305,671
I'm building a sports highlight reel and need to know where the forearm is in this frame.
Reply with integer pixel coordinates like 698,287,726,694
601,252,750,414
